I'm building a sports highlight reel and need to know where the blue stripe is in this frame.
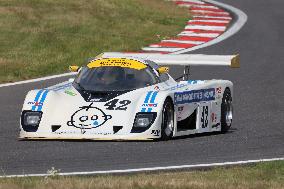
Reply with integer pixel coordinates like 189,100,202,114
32,90,44,111
144,91,153,103
37,90,49,111
149,91,158,103
141,108,147,112
147,108,152,112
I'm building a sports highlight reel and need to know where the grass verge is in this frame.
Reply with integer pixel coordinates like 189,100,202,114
0,0,188,83
0,161,283,189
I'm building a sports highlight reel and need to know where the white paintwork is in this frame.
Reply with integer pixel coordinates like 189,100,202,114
142,47,185,52
20,55,234,140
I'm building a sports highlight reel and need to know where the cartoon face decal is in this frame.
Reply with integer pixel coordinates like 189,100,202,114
67,103,112,129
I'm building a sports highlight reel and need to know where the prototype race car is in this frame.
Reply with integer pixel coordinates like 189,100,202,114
20,53,239,140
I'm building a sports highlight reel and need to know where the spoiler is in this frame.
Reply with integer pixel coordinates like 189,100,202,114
98,52,240,68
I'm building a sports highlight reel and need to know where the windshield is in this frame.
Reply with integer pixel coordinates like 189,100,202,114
74,66,159,92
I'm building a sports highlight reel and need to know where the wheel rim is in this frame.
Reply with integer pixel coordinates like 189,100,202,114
225,99,233,126
163,102,174,137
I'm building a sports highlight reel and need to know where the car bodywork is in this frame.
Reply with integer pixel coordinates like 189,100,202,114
20,53,239,140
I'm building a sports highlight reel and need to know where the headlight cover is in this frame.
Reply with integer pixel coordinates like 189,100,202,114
131,112,157,133
21,111,42,132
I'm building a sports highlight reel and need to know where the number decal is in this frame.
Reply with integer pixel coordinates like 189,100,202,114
116,100,131,110
201,106,209,128
104,99,131,111
104,99,119,110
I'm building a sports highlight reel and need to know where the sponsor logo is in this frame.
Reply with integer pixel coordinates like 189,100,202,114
151,130,160,136
64,90,77,96
216,87,222,94
174,88,215,105
212,123,220,128
166,83,188,91
28,101,43,106
178,106,184,111
142,103,158,107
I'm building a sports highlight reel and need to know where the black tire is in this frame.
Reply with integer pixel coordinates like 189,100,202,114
160,98,174,140
221,88,233,133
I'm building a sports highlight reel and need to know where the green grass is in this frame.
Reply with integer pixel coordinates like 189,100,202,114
0,0,188,83
0,161,283,189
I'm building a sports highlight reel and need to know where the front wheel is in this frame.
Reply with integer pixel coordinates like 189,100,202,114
221,88,233,133
160,98,174,140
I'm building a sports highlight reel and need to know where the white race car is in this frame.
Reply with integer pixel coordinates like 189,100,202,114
20,53,239,140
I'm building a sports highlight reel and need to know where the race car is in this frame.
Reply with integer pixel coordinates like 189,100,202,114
20,52,239,140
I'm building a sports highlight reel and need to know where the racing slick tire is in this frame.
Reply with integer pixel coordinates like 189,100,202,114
221,88,233,133
160,98,174,140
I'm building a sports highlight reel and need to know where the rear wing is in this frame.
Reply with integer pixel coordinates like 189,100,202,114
99,52,240,68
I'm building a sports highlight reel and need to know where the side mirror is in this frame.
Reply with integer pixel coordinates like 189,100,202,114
157,66,169,74
69,66,80,72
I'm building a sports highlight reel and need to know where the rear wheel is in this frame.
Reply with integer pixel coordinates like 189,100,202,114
221,88,233,132
161,98,174,140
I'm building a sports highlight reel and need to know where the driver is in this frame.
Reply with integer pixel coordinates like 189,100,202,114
99,67,125,86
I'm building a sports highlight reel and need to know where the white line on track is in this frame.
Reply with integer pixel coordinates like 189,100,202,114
0,72,76,88
1,157,283,178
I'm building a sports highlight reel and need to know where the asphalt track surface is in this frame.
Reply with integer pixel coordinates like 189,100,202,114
0,0,283,175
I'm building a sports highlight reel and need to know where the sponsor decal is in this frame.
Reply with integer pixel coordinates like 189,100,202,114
142,103,158,107
28,101,43,106
211,112,218,123
188,80,198,84
178,106,184,112
67,103,112,133
212,123,220,128
154,86,160,91
166,83,188,91
151,130,160,136
216,87,222,94
64,90,77,96
215,87,222,99
31,90,49,111
54,131,112,135
141,91,158,112
174,88,215,105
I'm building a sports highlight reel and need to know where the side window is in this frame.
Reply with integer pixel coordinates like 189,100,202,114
159,73,169,82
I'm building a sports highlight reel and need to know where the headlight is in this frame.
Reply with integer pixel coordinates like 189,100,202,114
21,111,42,132
131,113,157,133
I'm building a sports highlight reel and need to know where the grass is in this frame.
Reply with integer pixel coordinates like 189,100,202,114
0,0,189,83
0,161,283,189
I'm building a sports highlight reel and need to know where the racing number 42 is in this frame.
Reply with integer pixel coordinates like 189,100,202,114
201,105,209,128
104,99,131,110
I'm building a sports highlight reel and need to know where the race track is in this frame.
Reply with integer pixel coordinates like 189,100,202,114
0,0,284,176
